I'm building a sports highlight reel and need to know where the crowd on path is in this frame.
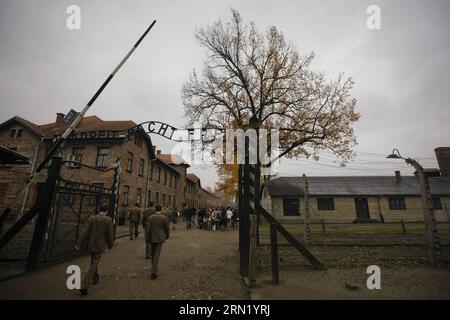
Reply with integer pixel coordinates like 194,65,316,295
73,201,238,297
181,206,239,231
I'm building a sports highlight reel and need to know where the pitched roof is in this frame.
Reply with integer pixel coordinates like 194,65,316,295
186,173,200,183
265,176,450,197
154,157,180,175
39,115,136,136
0,116,45,137
157,154,190,167
202,188,221,199
186,173,202,188
0,145,30,164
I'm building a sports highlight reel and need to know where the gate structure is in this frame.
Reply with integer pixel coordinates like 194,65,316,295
128,120,326,283
0,156,120,276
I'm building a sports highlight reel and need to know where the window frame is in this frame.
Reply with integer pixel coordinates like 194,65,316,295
283,198,300,216
96,147,109,168
388,197,407,210
127,152,133,173
122,185,130,207
138,158,145,177
317,198,335,211
431,197,442,210
136,188,142,207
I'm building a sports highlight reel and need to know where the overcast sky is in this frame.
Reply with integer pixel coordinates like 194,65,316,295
1,0,449,188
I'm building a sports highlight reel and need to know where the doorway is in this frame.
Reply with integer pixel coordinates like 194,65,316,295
354,198,370,220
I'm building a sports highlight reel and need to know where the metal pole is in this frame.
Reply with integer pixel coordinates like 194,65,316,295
35,21,157,173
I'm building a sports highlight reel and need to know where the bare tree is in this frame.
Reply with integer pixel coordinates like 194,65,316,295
182,9,359,165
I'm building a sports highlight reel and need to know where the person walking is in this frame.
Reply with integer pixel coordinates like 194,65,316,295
226,207,233,229
128,202,142,240
142,201,156,259
75,204,114,296
146,205,170,280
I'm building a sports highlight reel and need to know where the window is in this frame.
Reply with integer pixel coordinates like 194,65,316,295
64,182,79,205
149,161,153,180
127,152,133,173
138,158,145,177
169,174,172,187
122,185,130,206
71,147,83,167
155,192,159,205
432,197,442,210
174,177,177,189
163,194,166,207
157,167,161,182
147,191,151,206
388,197,406,210
91,183,104,206
317,198,335,211
96,147,109,168
164,171,167,185
136,188,142,207
283,198,300,216
9,128,23,138
168,195,171,206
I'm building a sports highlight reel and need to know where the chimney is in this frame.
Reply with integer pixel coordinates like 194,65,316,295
435,147,450,177
56,113,65,125
156,149,161,155
395,170,401,182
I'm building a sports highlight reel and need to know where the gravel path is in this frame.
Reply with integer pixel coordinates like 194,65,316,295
0,227,249,300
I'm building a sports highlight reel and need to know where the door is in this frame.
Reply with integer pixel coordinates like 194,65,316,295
354,198,370,220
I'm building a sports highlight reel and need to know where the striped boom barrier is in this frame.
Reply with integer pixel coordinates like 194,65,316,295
35,20,157,174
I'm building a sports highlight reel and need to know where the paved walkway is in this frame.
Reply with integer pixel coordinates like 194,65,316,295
0,227,249,300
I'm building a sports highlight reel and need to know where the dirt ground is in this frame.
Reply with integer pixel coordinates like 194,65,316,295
0,227,250,300
252,245,450,300
251,267,450,300
2,224,450,300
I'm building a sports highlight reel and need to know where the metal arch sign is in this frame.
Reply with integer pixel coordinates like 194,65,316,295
126,121,224,143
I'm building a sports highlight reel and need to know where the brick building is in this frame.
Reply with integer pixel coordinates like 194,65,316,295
261,147,450,223
0,114,222,218
148,156,180,208
0,113,155,217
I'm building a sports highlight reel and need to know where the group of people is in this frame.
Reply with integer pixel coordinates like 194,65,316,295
74,201,170,296
73,202,238,297
183,207,239,231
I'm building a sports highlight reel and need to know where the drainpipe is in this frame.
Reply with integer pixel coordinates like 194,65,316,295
144,159,153,208
21,137,44,215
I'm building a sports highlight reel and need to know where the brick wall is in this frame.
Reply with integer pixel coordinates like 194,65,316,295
148,160,179,209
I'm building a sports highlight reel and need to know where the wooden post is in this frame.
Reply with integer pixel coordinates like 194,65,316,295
321,219,326,234
303,174,311,246
400,219,407,234
270,222,279,284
